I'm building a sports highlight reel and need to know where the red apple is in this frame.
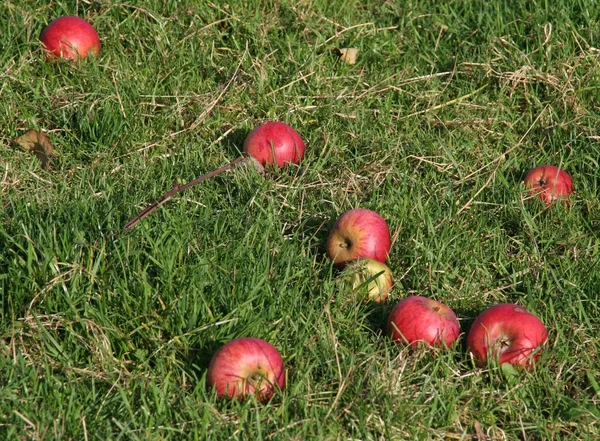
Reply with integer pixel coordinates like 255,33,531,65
387,296,460,348
466,303,548,368
524,165,573,205
207,337,285,401
243,121,305,167
327,208,391,269
40,16,101,60
344,258,393,303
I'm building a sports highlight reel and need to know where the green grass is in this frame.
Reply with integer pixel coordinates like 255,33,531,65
2,0,600,439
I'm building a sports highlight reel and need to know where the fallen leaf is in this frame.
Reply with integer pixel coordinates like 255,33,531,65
13,129,55,168
335,48,359,65
473,420,490,440
243,155,265,176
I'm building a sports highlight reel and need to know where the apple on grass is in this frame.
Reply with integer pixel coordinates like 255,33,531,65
466,303,548,368
327,208,391,269
524,165,573,205
387,296,461,348
40,16,101,60
243,121,306,167
207,337,286,401
343,258,393,303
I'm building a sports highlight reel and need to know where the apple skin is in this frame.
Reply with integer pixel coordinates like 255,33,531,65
327,208,391,269
243,121,306,167
345,258,394,303
466,304,548,368
524,165,573,205
207,337,286,401
387,296,461,348
40,16,101,60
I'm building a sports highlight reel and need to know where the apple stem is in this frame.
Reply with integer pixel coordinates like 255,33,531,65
122,155,262,232
494,337,510,350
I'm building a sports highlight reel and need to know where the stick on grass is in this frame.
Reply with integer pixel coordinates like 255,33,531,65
123,155,262,231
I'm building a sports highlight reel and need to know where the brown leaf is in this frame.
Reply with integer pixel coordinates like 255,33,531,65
13,129,55,168
335,48,359,65
473,419,490,441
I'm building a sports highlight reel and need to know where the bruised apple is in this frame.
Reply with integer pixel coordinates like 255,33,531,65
344,258,393,303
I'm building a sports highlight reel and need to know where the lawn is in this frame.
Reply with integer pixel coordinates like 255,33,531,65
1,0,600,439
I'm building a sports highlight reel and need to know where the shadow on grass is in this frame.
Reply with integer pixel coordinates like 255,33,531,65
182,340,226,375
293,213,333,256
218,128,249,159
